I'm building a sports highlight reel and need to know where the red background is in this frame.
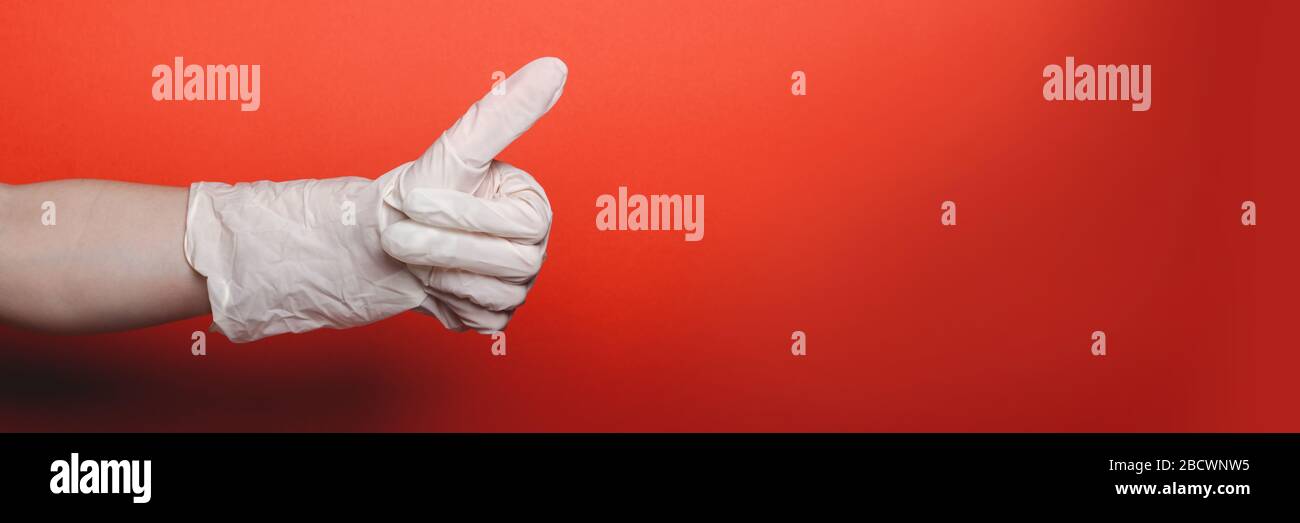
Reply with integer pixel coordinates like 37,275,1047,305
1,0,1296,431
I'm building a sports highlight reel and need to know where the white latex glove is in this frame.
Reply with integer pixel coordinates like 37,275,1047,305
382,160,553,333
184,57,566,342
184,176,424,342
379,56,565,333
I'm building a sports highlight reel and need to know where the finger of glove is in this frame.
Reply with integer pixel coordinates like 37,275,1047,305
402,187,549,243
408,265,529,312
427,288,512,333
486,160,553,234
382,220,543,279
442,57,567,172
391,57,564,207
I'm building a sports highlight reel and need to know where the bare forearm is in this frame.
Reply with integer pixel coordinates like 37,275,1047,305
0,179,208,333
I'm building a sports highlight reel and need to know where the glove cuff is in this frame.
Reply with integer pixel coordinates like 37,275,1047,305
184,179,425,342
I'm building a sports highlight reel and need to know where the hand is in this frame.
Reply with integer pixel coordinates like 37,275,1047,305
383,161,552,332
378,57,566,332
183,57,566,342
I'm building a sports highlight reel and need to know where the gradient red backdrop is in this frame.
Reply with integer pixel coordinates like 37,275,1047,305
1,0,1296,431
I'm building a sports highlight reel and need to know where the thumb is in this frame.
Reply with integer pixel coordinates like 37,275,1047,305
444,57,567,170
391,57,567,202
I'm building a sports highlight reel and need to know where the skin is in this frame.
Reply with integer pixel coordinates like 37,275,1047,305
0,180,209,333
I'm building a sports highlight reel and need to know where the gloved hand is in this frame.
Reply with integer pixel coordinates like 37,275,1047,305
184,57,566,342
379,57,565,333
381,160,553,333
184,175,424,342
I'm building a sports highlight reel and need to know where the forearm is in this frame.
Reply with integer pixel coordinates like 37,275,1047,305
0,179,209,333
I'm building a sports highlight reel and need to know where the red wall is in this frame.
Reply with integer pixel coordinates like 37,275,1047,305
1,0,1296,431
